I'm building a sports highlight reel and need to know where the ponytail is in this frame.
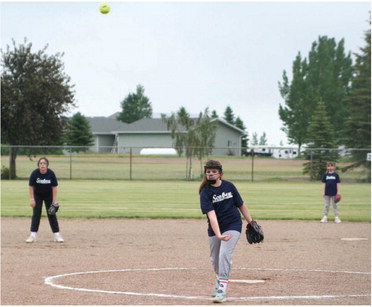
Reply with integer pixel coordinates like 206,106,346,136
199,177,209,194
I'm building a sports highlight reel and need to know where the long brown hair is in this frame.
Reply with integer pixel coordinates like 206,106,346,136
198,160,223,194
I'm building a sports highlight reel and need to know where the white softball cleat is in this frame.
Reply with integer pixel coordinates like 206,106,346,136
212,281,219,297
54,233,64,243
26,235,37,243
213,290,227,303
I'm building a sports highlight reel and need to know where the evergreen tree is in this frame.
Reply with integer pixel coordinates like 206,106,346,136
223,106,235,124
64,112,94,152
343,23,371,178
303,101,338,180
222,106,248,154
117,84,152,123
235,116,248,154
211,110,218,119
1,39,75,178
307,37,353,141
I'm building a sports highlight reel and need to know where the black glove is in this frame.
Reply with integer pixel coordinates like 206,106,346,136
246,220,264,244
48,201,59,215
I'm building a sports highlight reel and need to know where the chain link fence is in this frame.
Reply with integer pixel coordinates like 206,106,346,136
1,145,370,182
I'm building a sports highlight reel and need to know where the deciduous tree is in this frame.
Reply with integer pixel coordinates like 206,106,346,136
162,107,216,180
259,132,268,146
279,36,353,149
1,39,75,178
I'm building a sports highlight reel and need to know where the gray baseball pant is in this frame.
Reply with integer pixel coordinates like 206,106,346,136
324,195,339,216
209,230,240,280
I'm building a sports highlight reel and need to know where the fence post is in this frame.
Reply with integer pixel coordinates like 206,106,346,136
129,147,132,180
251,149,254,182
69,148,72,180
185,156,188,179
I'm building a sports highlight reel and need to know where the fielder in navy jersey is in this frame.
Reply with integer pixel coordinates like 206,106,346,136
320,162,341,223
26,157,64,243
199,160,254,303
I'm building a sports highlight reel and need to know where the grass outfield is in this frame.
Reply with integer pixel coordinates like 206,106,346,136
1,180,370,221
1,154,368,181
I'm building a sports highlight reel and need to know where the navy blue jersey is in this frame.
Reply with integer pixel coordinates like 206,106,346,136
29,168,58,194
321,172,340,196
200,180,244,237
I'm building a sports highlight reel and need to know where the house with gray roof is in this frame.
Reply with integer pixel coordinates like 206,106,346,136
87,116,245,156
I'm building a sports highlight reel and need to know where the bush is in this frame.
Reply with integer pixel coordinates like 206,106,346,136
1,165,10,179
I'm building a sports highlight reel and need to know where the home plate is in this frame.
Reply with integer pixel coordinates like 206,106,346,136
341,238,368,241
230,279,265,284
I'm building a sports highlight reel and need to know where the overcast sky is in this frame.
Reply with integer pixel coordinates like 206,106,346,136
1,0,370,145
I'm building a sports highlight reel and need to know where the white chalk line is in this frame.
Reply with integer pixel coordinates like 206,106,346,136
341,237,369,241
230,279,265,284
44,267,371,302
238,267,371,275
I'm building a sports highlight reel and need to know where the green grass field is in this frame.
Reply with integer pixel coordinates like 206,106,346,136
1,154,368,181
1,180,370,221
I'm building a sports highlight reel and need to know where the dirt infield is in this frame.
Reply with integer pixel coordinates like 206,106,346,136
1,217,370,305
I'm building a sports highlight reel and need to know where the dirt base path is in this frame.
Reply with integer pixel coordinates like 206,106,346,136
1,218,370,305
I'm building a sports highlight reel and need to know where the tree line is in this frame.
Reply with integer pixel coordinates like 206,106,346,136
117,84,266,147
2,19,370,180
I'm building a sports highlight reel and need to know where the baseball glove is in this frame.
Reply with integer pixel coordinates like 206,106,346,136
246,220,264,244
48,201,59,215
335,194,341,203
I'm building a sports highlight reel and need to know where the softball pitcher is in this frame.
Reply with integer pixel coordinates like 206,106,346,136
199,160,253,303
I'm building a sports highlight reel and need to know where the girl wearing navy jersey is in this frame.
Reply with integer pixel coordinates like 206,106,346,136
26,157,64,243
321,162,341,223
199,160,253,303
